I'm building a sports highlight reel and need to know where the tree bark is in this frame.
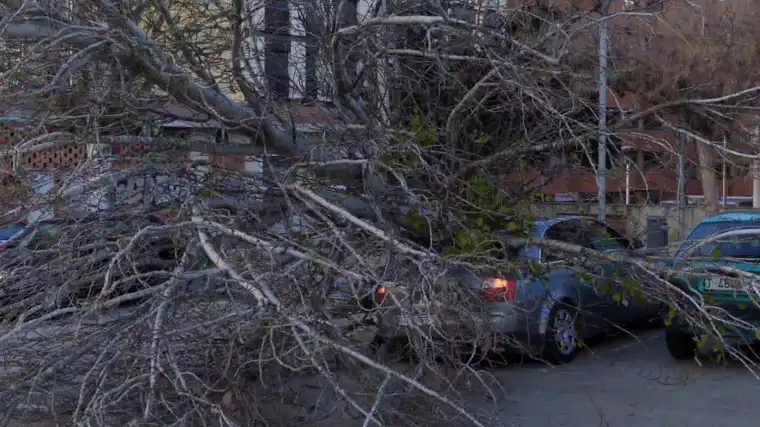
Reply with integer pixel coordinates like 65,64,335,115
696,140,718,215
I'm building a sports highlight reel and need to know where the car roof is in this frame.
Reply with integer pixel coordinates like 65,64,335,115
25,215,165,230
530,215,611,238
534,215,584,228
698,210,760,224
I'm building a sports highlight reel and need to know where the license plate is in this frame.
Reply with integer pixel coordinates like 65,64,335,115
704,277,742,292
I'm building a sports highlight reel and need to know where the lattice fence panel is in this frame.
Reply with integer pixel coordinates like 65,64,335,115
0,124,17,171
23,143,86,169
0,123,20,145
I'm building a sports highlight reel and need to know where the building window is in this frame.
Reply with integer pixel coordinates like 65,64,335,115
645,0,664,11
711,159,725,175
216,127,229,144
625,0,663,11
728,162,749,180
287,1,306,99
642,151,661,170
264,0,291,99
243,0,266,92
244,0,345,102
316,46,334,102
684,161,698,180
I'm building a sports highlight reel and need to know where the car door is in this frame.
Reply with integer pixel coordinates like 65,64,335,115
580,219,633,327
0,221,28,251
543,219,608,335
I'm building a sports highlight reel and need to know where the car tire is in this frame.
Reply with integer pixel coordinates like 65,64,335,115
368,334,388,357
665,327,696,360
541,302,580,364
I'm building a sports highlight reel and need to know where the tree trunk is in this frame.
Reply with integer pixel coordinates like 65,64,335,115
696,141,718,215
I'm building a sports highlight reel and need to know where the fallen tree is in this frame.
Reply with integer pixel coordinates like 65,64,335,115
0,0,760,425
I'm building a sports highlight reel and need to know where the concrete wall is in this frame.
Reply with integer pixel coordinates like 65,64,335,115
530,203,740,245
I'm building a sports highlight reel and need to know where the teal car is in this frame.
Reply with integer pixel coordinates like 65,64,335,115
665,210,760,360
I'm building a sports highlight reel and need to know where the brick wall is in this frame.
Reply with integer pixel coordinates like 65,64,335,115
211,154,245,170
0,125,252,210
112,143,148,169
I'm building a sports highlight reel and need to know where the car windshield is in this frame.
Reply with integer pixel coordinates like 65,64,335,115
402,230,521,259
677,220,760,259
26,223,64,248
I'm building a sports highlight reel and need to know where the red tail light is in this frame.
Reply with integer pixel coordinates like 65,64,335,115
480,277,516,302
0,241,8,252
375,284,386,305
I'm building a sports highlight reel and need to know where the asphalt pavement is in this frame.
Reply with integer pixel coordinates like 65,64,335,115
7,324,760,427
477,328,760,427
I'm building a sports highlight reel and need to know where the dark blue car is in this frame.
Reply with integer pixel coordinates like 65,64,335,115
332,215,660,364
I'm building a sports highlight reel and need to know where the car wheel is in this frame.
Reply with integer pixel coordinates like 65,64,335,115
542,302,580,364
368,333,388,357
665,327,696,360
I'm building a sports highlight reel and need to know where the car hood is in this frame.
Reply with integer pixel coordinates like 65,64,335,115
669,259,760,302
675,259,760,273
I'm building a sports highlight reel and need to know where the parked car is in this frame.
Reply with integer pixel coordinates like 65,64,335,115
665,210,760,360
332,215,660,364
0,220,27,252
0,214,180,314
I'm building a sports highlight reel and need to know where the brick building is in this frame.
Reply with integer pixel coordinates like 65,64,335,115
505,0,758,205
0,0,373,214
3,0,754,214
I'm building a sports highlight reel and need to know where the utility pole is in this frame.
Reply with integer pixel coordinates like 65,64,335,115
597,2,611,222
721,134,727,209
753,159,760,208
676,131,686,238
754,127,760,208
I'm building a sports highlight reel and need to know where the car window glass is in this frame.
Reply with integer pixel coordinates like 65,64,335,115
677,220,760,258
584,222,627,252
545,221,587,244
477,240,520,260
691,230,760,259
540,247,565,263
27,224,62,249
542,220,587,263
0,222,26,241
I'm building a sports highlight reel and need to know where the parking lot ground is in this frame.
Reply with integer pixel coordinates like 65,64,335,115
481,329,760,427
7,325,760,427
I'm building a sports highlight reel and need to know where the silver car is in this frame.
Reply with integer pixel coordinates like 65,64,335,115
347,216,661,364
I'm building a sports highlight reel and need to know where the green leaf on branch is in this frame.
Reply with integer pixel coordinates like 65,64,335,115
599,281,609,295
408,106,437,147
401,208,427,233
612,291,622,303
